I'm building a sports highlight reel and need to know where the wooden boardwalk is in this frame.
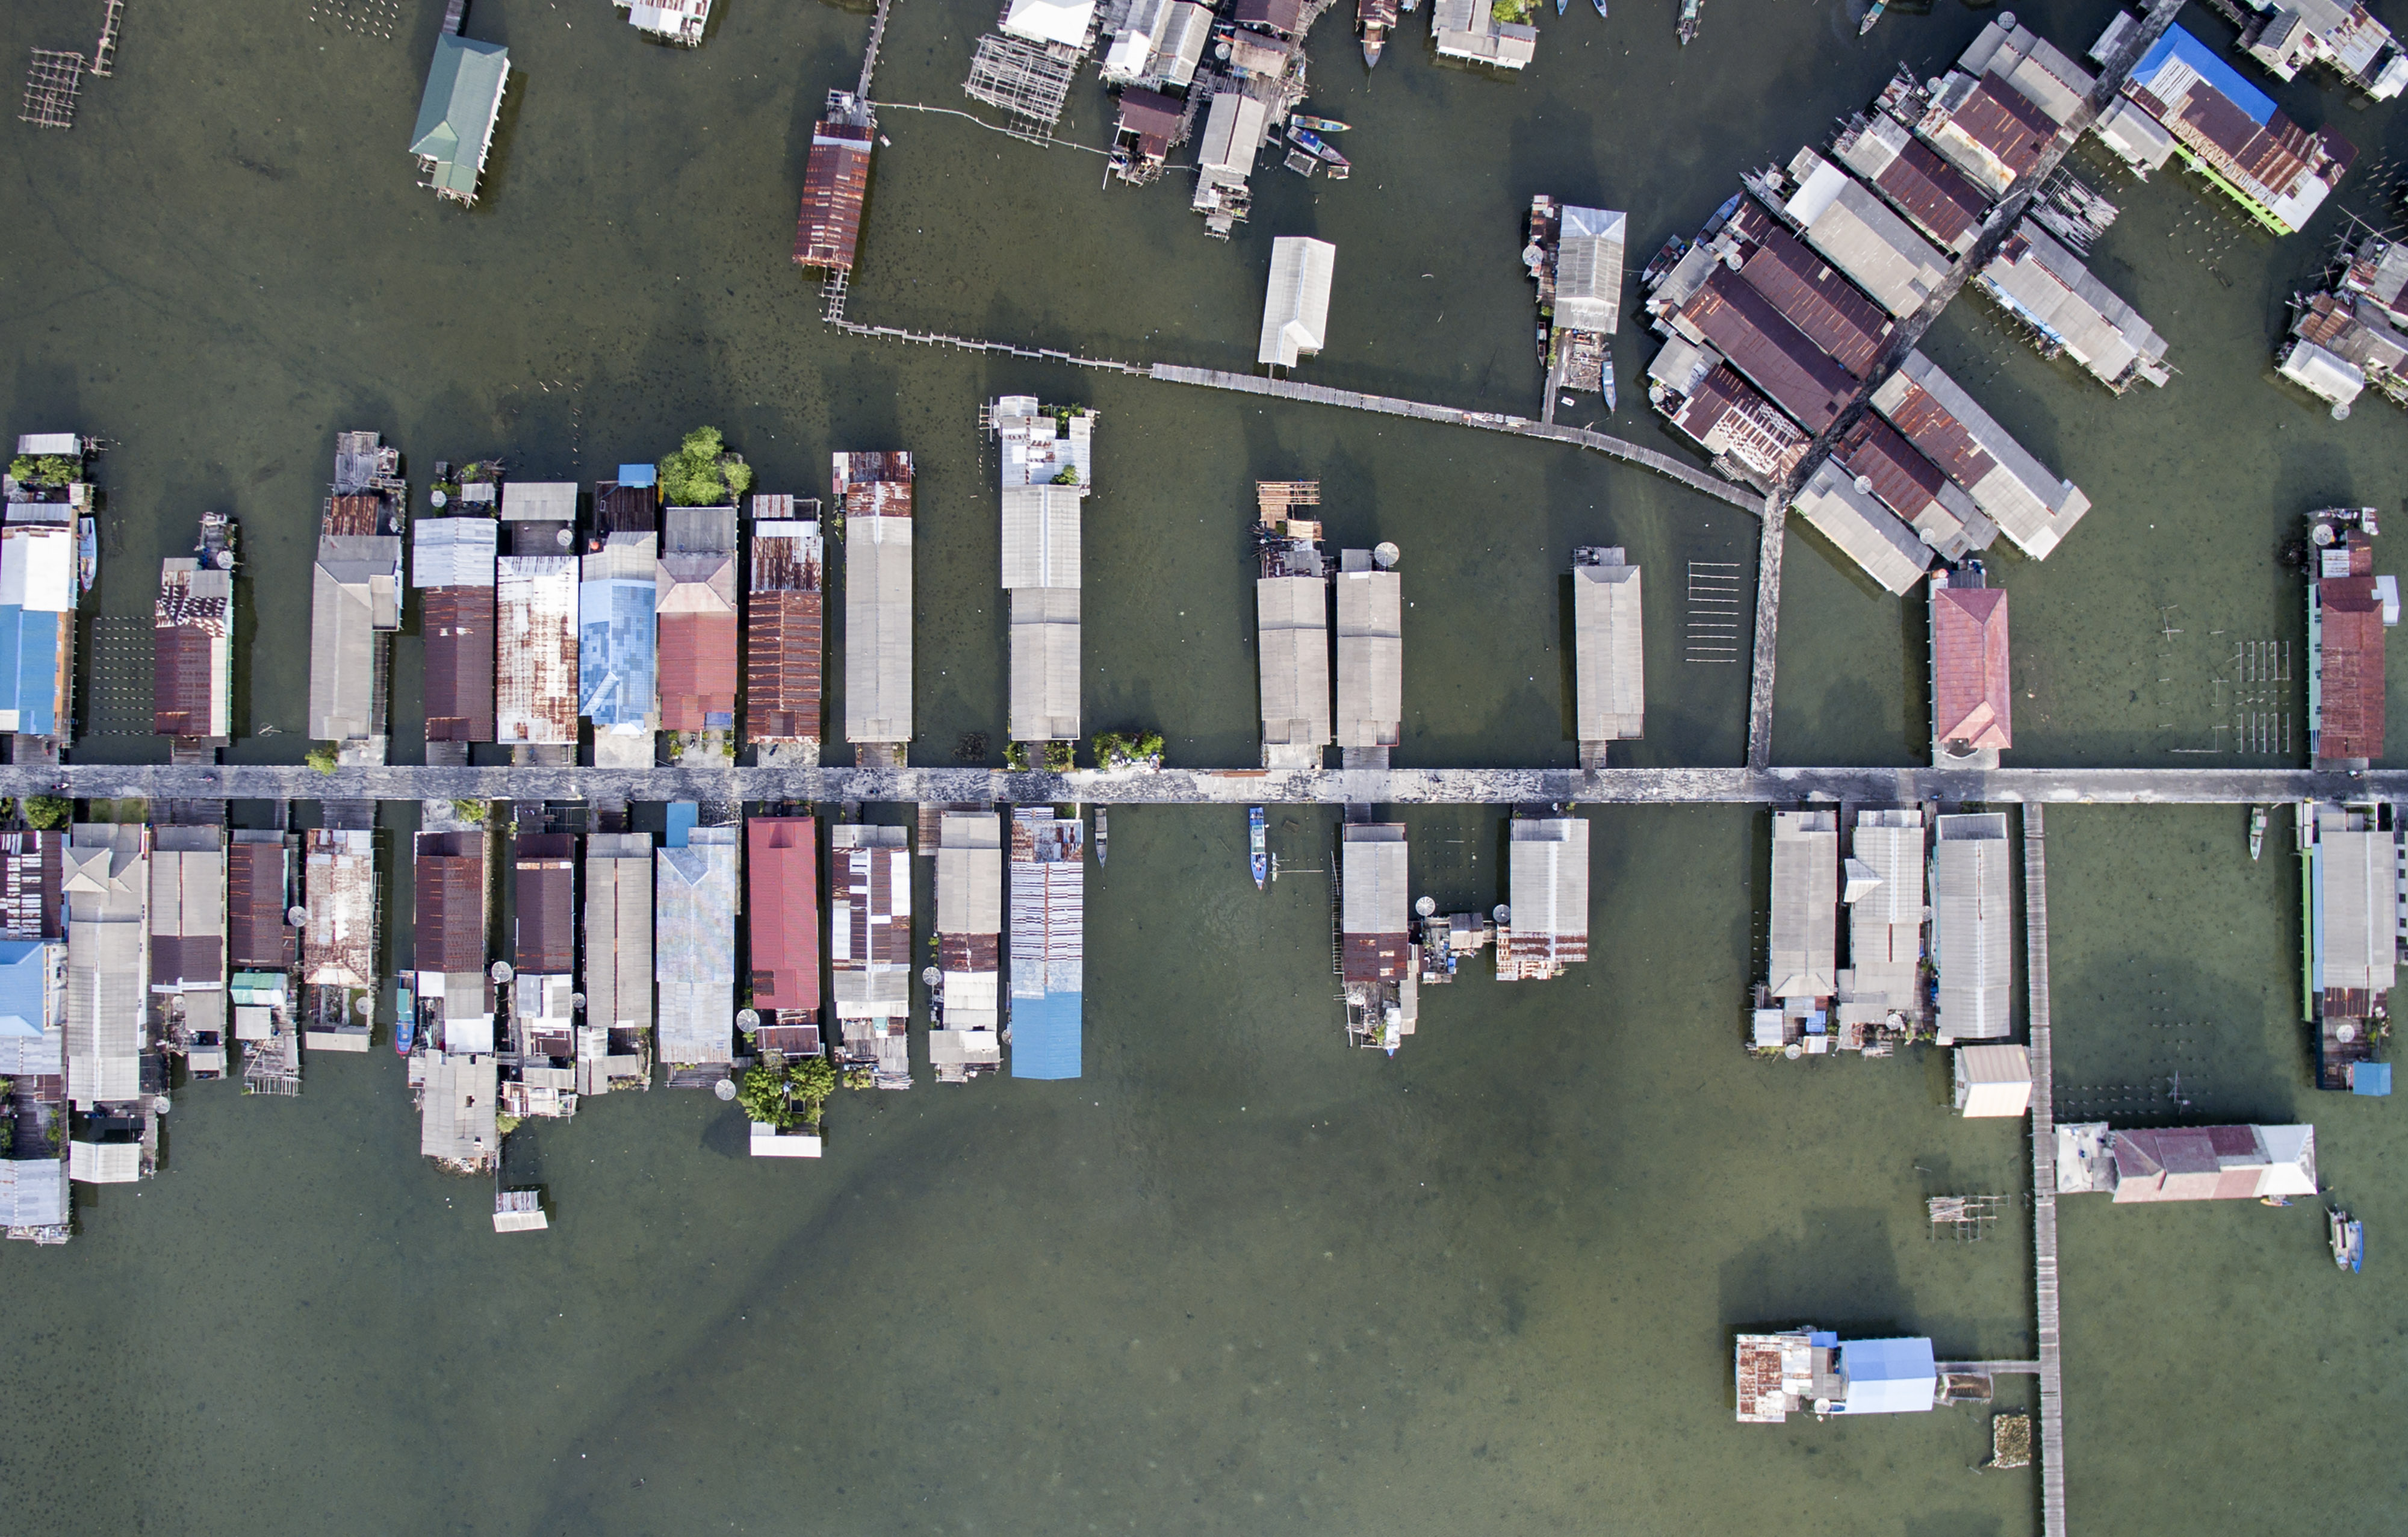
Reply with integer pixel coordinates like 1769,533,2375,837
1744,490,1784,769
2023,806,2068,1537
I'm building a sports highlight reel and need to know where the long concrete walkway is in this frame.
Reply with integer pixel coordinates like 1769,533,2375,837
8,762,2389,806
2023,806,2068,1537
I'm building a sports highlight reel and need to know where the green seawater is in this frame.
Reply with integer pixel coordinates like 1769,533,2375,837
0,0,2403,1531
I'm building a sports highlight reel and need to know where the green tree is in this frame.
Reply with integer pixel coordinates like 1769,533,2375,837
1042,741,1076,772
23,795,70,830
736,1060,795,1128
450,798,488,824
305,745,338,774
1004,742,1031,772
659,425,750,507
787,1056,837,1127
7,455,80,487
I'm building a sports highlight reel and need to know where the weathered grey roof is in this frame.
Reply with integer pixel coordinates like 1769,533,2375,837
1932,812,2012,1041
500,482,576,522
937,813,1004,936
1767,810,1839,999
2317,816,2398,993
1784,151,1951,317
1977,221,2168,388
1340,824,1408,937
584,833,653,1033
0,1153,67,1225
147,834,225,994
1845,808,1926,1013
1257,575,1332,748
1573,559,1644,741
413,516,497,588
845,516,912,744
418,1049,498,1166
496,555,579,744
69,1140,140,1184
1008,585,1081,742
308,539,401,745
654,828,735,1065
1556,206,1627,335
1509,818,1589,943
1872,352,2091,560
1335,565,1402,748
303,828,377,990
1791,462,1934,596
999,485,1084,590
64,824,147,1107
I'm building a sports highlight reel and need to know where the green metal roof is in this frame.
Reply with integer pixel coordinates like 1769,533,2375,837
409,34,509,196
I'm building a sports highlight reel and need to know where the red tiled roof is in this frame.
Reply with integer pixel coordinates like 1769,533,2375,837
658,610,737,734
746,818,819,1014
1932,586,2011,750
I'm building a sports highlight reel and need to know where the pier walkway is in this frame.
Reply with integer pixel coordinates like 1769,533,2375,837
2024,806,2068,1537
4,762,2392,807
1745,491,1784,769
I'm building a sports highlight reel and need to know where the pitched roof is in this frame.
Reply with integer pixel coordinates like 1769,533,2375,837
746,818,820,1014
1932,585,2012,750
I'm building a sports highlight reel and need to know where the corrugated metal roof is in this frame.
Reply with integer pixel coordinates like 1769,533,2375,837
1668,363,1812,483
1259,237,1336,367
1932,813,2011,1040
414,831,489,978
746,818,820,1014
1556,206,1627,335
154,561,231,739
659,508,739,731
1573,560,1643,742
226,837,295,971
1802,176,1951,318
1505,818,1589,972
1978,223,2166,387
308,543,399,745
495,556,579,743
1007,810,1082,1079
830,823,911,1026
1872,352,2090,560
412,516,497,588
655,827,736,1066
418,1049,497,1166
1736,226,1894,379
513,839,575,975
501,482,577,523
0,524,73,736
1335,567,1402,748
1790,462,1932,596
746,519,822,744
0,829,63,942
1932,585,2012,749
2316,577,2388,763
580,534,658,731
845,515,913,744
1846,809,1925,1012
147,835,225,993
1677,269,1860,431
2316,818,2397,992
583,833,653,1032
1257,575,1332,748
1339,824,1407,982
422,585,496,743
938,813,1004,937
794,117,873,272
1009,586,1081,742
1768,810,1838,999
63,824,146,1107
302,828,376,992
999,485,1085,589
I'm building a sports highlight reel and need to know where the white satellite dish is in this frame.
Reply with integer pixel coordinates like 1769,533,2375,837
1373,541,1400,570
736,1008,760,1031
1493,904,1511,924
1415,895,1436,918
288,905,308,927
491,961,515,984
920,966,940,987
712,1077,737,1101
355,995,374,1017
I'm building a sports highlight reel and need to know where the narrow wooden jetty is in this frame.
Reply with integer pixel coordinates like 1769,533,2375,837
1745,490,1783,769
855,0,892,101
2023,806,2068,1537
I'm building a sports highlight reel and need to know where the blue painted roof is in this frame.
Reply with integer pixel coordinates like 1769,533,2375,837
2133,26,2276,126
1834,1337,1936,1414
665,801,698,848
618,464,658,488
0,939,51,1036
2353,1061,2393,1096
1009,986,1082,1079
0,607,61,736
578,577,657,726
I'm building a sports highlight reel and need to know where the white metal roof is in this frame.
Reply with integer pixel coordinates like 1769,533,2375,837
412,517,498,589
0,524,75,611
1341,824,1408,937
584,834,653,1032
1335,566,1401,748
1009,585,1082,742
1954,1044,2034,1117
1257,575,1332,749
1509,819,1589,943
1556,207,1627,335
1259,237,1336,368
500,481,577,522
845,517,913,744
1000,485,1084,590
1792,461,1932,596
1768,810,1839,999
938,813,1004,936
2318,822,2398,993
1932,813,2012,1041
1001,0,1095,46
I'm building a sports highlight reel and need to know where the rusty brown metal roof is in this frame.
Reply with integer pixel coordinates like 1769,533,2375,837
414,832,489,975
2318,576,2387,763
1878,378,1999,491
795,119,873,273
1679,269,1858,432
1876,139,1991,250
513,837,575,975
1835,415,1948,521
423,585,495,743
594,481,657,535
1341,930,1408,983
152,627,220,737
745,589,823,743
227,840,296,970
1736,226,1894,379
831,453,914,518
0,830,63,942
323,492,386,536
1951,78,2056,175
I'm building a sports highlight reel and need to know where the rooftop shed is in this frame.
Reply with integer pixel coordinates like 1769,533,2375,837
1932,812,2011,1042
1259,237,1336,368
1954,1043,2034,1117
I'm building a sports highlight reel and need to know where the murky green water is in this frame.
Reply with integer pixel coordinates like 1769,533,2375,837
1,0,2403,1531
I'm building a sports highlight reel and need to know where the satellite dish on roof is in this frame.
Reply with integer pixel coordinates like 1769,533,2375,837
1997,10,2015,26
430,488,448,509
737,1008,760,1031
213,549,235,570
1215,40,1230,59
713,1076,738,1101
920,966,940,987
2333,403,2353,421
356,995,374,1017
1493,904,1511,924
491,961,515,984
1784,1044,1803,1060
554,526,573,548
288,905,308,927
2338,1021,2359,1043
571,993,587,1011
1854,474,1873,495
154,1094,172,1115
1415,895,1436,918
1373,542,1400,570
2313,522,2336,545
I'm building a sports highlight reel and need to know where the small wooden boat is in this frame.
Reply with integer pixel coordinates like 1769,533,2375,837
1858,0,1885,34
1291,115,1350,133
1096,807,1108,866
2250,805,2268,860
1555,0,1566,13
1593,0,1607,15
395,995,415,1056
1249,807,1268,890
2331,1205,2364,1272
1677,0,1700,44
76,515,95,592
1359,0,1397,63
1289,126,1350,172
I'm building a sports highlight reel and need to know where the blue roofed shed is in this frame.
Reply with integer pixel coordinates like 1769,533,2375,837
2351,1061,2393,1096
1008,985,1082,1079
618,464,658,488
0,939,54,1037
0,609,62,736
1832,1337,1937,1414
2132,28,2277,125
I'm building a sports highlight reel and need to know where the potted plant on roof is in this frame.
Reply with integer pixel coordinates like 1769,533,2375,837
659,426,753,508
